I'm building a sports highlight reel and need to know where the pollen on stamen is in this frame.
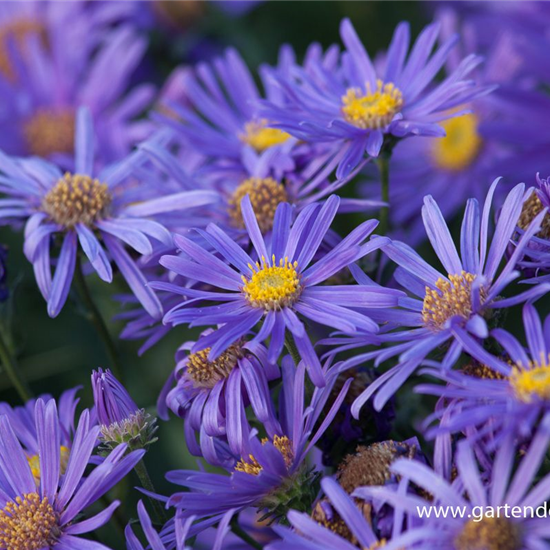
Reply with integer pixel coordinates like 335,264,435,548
0,492,58,550
518,193,550,240
186,342,244,390
240,119,291,152
235,435,293,476
432,113,482,172
27,445,70,486
229,177,288,233
454,517,522,550
422,271,484,331
42,172,112,228
242,255,302,311
341,79,403,130
510,353,550,403
23,108,75,158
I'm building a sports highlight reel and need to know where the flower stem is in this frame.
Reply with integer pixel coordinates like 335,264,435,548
133,458,167,524
230,518,262,550
0,328,32,402
377,154,390,237
284,332,301,366
74,255,123,381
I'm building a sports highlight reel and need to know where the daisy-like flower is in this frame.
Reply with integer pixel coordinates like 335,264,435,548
359,6,516,244
261,18,486,178
0,397,144,549
162,329,278,464
0,388,84,485
139,135,380,240
156,46,294,168
344,179,550,414
268,477,409,550
417,303,550,445
0,107,218,318
359,425,550,550
154,195,401,386
0,2,154,164
164,359,352,524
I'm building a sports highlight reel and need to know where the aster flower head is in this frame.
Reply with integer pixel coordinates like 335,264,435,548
0,388,84,487
268,477,409,550
0,107,218,318
0,397,144,549
155,195,402,387
359,421,550,550
92,368,158,452
156,47,294,169
162,329,278,464
261,18,487,177
418,303,550,446
164,358,353,524
343,178,550,414
0,2,154,164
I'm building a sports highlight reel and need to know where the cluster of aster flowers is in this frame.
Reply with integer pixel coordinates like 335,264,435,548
0,2,550,550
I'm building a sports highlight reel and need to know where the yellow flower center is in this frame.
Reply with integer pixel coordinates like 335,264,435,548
432,113,482,172
27,446,70,487
422,272,483,331
229,177,288,233
152,0,204,30
341,80,403,129
186,342,244,389
463,363,507,380
242,256,302,310
42,173,112,228
235,435,293,476
240,119,291,152
0,20,46,81
510,355,550,403
455,517,522,550
0,493,58,550
23,109,75,158
518,193,550,240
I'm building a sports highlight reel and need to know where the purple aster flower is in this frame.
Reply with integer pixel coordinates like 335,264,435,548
0,397,144,549
156,47,295,166
139,134,380,239
261,18,486,178
0,387,84,470
358,422,550,550
360,7,513,245
163,358,352,524
268,477,410,550
92,368,158,452
154,195,401,386
162,329,278,464
0,107,218,318
343,179,550,413
417,302,550,446
0,2,154,165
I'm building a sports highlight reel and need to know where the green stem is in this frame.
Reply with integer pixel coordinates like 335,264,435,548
377,154,390,237
134,458,167,524
74,255,123,381
230,518,262,550
284,332,301,366
0,328,32,402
